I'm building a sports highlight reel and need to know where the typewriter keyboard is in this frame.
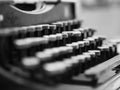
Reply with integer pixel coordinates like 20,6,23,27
0,19,119,87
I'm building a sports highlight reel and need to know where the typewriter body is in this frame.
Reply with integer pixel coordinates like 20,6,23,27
0,0,120,90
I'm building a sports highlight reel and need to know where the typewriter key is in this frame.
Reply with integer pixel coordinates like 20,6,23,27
22,57,40,68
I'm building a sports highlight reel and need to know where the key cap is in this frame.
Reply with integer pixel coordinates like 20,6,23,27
52,22,64,33
83,40,90,52
62,31,73,43
74,28,87,40
83,53,91,69
36,50,55,63
97,46,110,61
73,20,82,29
48,25,57,35
22,57,40,68
84,38,96,50
41,24,50,36
34,25,43,37
25,26,36,37
66,43,79,55
43,61,67,76
88,50,101,64
72,31,82,41
55,33,63,46
67,20,74,30
93,36,106,46
14,37,48,49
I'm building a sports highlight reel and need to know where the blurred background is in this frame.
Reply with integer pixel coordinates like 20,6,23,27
80,0,120,39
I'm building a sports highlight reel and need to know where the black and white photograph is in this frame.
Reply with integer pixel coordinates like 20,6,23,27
0,0,120,90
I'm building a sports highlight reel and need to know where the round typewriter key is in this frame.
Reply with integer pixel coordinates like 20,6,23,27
51,47,65,60
88,50,101,64
103,45,112,59
56,46,73,59
98,46,110,61
56,22,66,31
14,38,34,49
104,44,117,57
43,62,67,76
74,28,85,40
68,20,74,31
56,34,63,46
85,38,96,50
44,35,55,48
63,59,73,68
62,21,69,31
26,26,35,37
52,22,64,33
15,37,48,51
48,25,57,34
17,27,28,39
83,53,92,69
71,56,80,66
72,31,82,41
68,20,74,30
71,42,79,55
47,35,57,41
22,57,40,68
62,32,69,45
36,51,54,63
66,43,79,55
49,48,61,57
76,55,88,72
34,25,42,37
62,31,73,43
87,51,96,66
77,41,85,54
41,24,50,35
73,20,81,29
94,36,106,46
30,26,40,37
92,36,100,48
83,40,90,52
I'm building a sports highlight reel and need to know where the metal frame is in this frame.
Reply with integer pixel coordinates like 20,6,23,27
0,0,82,19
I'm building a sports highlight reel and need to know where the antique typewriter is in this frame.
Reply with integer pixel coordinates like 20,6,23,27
0,0,120,90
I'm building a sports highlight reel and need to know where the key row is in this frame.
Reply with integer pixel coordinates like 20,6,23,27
0,20,82,38
20,43,117,82
14,30,99,50
43,45,117,77
21,43,117,70
12,36,105,61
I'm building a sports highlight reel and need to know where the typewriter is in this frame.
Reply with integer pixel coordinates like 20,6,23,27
0,0,120,90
